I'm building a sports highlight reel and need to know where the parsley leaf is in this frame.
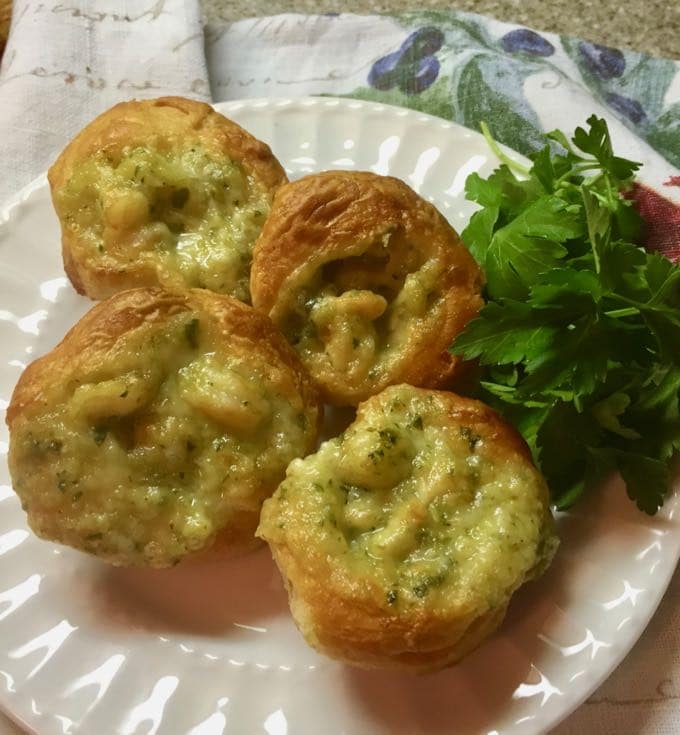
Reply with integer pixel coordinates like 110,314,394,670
483,196,580,299
454,301,559,366
452,116,679,514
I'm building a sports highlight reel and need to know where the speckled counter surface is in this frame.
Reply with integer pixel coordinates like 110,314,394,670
201,0,679,58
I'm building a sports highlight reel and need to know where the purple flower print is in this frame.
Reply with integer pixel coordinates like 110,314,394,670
606,92,646,123
501,29,555,57
579,42,626,79
368,26,443,95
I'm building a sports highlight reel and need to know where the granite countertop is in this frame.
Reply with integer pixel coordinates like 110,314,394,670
201,0,679,58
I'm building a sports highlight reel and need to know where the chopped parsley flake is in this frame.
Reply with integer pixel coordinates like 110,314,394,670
184,318,199,348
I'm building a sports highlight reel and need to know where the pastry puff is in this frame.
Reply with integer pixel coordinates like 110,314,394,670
7,288,321,568
48,96,287,303
258,385,558,671
250,171,483,405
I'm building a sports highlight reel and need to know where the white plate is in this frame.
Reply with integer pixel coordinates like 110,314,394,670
0,97,678,735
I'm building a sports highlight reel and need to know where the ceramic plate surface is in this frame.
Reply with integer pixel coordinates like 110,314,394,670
0,97,678,735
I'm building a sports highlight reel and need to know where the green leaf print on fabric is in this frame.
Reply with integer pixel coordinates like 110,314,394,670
453,56,546,155
647,105,680,169
561,36,680,167
341,10,679,169
364,12,550,156
342,76,454,121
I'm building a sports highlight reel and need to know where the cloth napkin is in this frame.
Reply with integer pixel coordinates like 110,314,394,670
0,0,210,205
0,5,678,735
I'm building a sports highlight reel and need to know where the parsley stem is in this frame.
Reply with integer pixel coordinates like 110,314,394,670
480,122,531,178
604,307,640,318
647,270,678,306
608,293,669,315
554,163,596,187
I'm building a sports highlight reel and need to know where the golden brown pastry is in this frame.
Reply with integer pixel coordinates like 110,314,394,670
48,97,287,302
0,1,10,57
7,288,321,568
258,384,558,672
250,171,483,406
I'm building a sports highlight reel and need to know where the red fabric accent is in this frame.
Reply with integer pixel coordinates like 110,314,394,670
663,175,680,187
628,183,680,262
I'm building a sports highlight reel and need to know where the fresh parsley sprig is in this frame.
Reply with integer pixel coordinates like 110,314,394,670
451,115,680,514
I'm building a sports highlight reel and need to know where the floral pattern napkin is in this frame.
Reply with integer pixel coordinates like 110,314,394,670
206,10,680,259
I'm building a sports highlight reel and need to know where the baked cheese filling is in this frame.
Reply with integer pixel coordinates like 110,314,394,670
269,385,557,609
56,145,270,301
279,229,443,387
10,313,311,566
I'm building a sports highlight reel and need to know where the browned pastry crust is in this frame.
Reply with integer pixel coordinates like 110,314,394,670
250,171,483,406
258,385,558,671
7,288,322,567
49,97,287,301
0,1,10,58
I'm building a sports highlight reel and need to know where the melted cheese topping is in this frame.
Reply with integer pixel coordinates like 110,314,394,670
279,230,444,392
56,145,271,301
264,385,557,608
10,315,313,566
